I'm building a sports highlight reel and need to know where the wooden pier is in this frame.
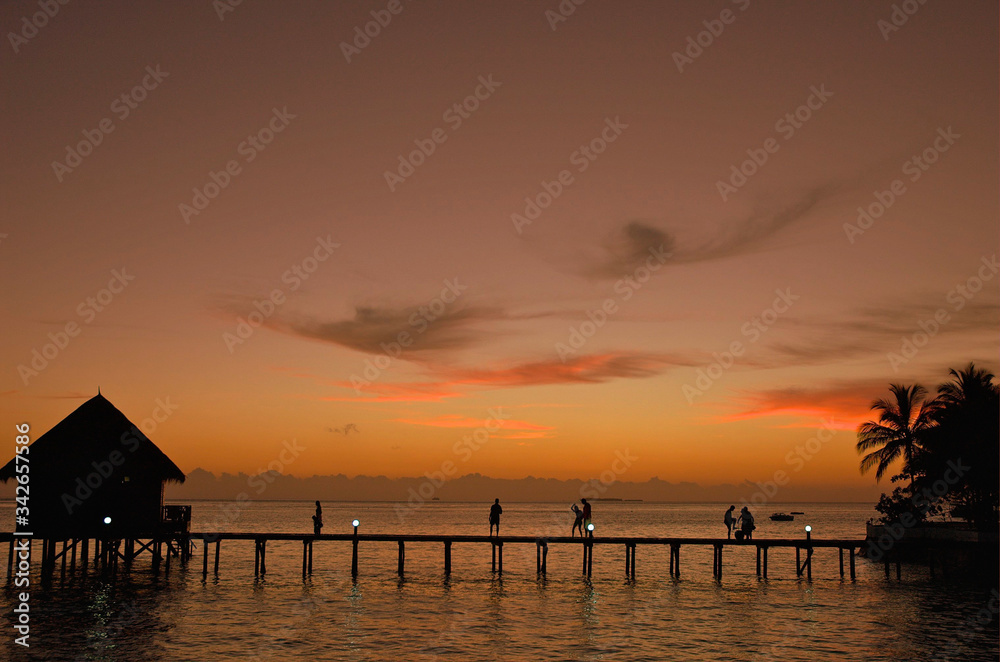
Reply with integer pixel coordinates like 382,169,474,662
6,531,981,583
3,531,882,582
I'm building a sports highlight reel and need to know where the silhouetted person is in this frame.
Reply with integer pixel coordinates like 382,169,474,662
724,505,736,539
489,498,503,536
581,498,592,535
313,500,323,535
571,503,584,537
737,506,755,540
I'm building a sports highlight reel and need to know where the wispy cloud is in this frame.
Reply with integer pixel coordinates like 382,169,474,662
576,185,835,280
310,351,692,403
271,304,506,356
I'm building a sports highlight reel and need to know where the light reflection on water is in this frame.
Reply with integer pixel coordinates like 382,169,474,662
0,501,996,661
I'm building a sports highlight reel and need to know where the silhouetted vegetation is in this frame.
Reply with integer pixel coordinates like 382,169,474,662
857,363,999,531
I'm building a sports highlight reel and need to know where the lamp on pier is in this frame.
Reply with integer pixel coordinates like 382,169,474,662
352,519,360,535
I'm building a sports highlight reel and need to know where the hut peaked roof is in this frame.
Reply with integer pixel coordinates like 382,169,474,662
0,393,185,483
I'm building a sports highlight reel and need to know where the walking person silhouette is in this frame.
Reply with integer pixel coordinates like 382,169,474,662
571,503,584,536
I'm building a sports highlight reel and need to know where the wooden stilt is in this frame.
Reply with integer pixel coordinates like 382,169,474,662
81,538,89,572
351,538,358,577
756,545,761,577
205,540,211,576
763,546,768,579
839,547,844,578
307,539,313,574
214,540,221,575
497,542,503,575
849,547,855,580
444,541,451,576
586,541,593,578
397,540,405,576
492,542,497,573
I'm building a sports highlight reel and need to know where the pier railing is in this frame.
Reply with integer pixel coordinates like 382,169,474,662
5,531,917,581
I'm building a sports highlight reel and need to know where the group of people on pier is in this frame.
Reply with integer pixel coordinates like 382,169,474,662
488,498,593,537
724,505,755,540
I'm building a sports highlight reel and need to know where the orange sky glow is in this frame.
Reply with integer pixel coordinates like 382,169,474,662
2,1,997,501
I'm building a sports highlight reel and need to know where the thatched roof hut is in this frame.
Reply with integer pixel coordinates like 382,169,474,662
0,393,185,538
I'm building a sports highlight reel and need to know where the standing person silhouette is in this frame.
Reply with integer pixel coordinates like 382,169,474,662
581,498,592,535
737,506,755,540
571,503,584,537
313,500,323,535
724,505,736,539
489,498,503,536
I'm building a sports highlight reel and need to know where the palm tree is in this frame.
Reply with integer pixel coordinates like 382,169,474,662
856,383,937,482
924,363,999,529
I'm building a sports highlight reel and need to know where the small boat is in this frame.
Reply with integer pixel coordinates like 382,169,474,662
769,513,794,521
790,511,804,515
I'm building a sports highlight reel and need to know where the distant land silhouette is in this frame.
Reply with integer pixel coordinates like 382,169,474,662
98,468,885,503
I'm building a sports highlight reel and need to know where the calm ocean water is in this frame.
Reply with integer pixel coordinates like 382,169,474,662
1,500,997,661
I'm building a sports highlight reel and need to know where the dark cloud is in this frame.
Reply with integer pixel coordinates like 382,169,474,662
580,185,836,280
583,221,675,279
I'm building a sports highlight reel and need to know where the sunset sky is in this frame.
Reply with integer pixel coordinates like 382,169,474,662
2,1,996,500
